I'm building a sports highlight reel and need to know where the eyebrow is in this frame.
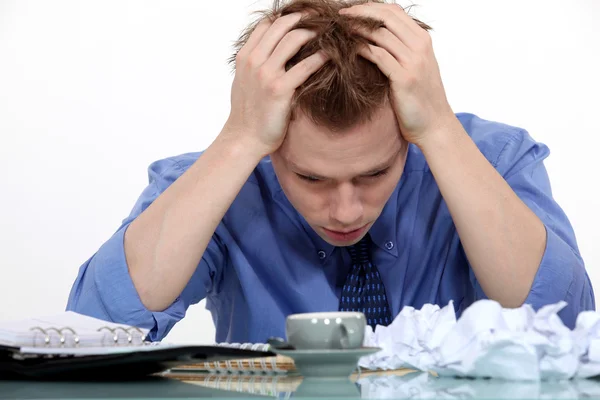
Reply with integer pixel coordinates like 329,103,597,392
287,150,400,180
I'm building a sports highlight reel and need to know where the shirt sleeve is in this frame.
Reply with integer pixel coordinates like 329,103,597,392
468,129,595,328
65,157,226,341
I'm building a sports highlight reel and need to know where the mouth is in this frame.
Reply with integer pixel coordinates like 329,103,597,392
322,224,369,243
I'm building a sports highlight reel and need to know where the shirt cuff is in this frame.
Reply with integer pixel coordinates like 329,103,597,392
523,224,586,327
92,225,186,341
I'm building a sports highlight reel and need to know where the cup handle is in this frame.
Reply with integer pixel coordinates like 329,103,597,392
339,323,350,349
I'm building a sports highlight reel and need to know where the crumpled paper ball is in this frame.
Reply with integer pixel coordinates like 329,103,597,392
359,299,600,381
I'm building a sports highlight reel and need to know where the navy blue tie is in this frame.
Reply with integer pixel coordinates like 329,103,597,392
339,235,393,329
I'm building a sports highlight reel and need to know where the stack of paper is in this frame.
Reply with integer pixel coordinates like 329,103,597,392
359,299,600,380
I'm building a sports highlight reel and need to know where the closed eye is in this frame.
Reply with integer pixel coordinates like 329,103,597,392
364,169,389,179
296,173,322,183
295,168,389,183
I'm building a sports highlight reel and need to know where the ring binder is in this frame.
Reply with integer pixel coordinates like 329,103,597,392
114,327,133,343
2,311,278,379
45,328,64,345
98,326,120,344
60,327,80,346
128,326,146,342
22,319,146,349
29,327,51,347
30,326,81,347
30,326,79,347
97,326,147,345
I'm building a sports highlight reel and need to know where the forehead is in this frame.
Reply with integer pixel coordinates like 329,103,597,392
278,104,403,176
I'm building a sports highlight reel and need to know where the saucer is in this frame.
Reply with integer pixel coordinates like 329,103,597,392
271,346,381,378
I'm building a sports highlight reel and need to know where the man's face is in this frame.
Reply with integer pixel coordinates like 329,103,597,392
271,103,408,247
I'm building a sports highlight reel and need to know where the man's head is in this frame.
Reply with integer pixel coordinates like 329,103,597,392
231,0,431,246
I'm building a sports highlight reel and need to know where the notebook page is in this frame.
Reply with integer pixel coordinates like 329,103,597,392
18,342,168,356
0,311,149,348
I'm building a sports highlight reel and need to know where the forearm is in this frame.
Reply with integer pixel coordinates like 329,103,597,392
418,117,546,307
125,129,265,311
67,227,189,340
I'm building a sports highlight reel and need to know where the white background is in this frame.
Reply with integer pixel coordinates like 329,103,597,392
0,0,598,344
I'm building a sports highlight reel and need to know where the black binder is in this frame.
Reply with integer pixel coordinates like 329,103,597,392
0,344,274,380
0,311,274,380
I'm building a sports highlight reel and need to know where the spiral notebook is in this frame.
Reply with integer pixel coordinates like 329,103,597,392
167,343,297,375
0,311,274,379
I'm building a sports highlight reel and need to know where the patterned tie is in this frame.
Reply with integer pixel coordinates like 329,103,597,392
339,235,393,329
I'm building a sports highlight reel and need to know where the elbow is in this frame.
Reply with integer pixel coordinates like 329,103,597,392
129,268,170,312
137,289,166,313
497,297,528,310
494,289,530,309
125,244,167,312
488,263,539,309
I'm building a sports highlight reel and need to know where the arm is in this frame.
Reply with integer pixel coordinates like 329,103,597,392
418,120,544,307
418,118,587,309
68,12,329,322
340,3,594,317
124,12,328,311
124,135,264,311
66,158,229,340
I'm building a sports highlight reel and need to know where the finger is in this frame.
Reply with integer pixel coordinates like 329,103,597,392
358,44,405,82
240,18,273,56
346,3,424,37
248,12,305,66
340,4,421,51
387,4,426,37
262,28,318,72
279,51,329,90
355,26,412,67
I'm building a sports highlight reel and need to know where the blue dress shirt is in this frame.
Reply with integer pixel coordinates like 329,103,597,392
66,113,595,343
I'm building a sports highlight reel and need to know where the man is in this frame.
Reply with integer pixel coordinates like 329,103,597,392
66,0,594,343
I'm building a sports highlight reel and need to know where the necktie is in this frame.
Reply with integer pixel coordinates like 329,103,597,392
339,235,393,329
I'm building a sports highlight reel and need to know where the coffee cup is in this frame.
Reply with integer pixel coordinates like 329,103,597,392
285,311,366,350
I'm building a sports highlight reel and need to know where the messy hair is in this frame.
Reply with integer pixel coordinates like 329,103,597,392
229,0,432,131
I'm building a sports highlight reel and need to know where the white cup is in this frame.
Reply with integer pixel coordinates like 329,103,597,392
285,311,366,350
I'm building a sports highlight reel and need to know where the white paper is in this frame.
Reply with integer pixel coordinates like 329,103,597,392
0,311,149,351
359,299,600,380
18,342,184,356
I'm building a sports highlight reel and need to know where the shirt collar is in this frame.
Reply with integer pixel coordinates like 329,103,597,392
369,179,401,257
368,143,420,256
272,184,337,259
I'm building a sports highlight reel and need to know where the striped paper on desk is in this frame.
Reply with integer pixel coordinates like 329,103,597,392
167,342,296,374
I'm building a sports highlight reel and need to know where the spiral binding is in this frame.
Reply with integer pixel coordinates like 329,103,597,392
28,325,146,347
187,342,291,375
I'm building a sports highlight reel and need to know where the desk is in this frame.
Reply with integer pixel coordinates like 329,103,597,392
2,371,600,399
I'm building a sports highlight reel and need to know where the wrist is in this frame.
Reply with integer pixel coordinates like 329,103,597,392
216,127,272,163
414,114,464,155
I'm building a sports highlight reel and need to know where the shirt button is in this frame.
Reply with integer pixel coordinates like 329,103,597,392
385,241,394,250
318,250,326,260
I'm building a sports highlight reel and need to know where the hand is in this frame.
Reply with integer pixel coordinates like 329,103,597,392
340,3,456,148
222,13,329,157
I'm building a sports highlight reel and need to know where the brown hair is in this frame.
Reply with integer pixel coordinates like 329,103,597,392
229,0,431,131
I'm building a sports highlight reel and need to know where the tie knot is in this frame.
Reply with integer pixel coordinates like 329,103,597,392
348,235,371,265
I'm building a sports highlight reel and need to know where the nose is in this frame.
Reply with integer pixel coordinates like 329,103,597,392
329,182,363,227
